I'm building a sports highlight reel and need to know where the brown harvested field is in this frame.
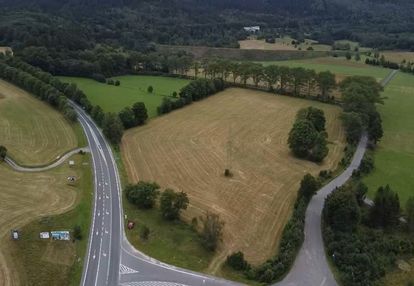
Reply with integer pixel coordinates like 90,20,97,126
0,160,79,286
0,80,78,165
381,51,414,63
239,39,297,51
122,88,346,270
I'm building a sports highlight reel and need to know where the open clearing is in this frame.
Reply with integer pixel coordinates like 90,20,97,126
364,72,414,206
0,154,91,286
60,75,191,118
122,88,346,269
0,79,79,165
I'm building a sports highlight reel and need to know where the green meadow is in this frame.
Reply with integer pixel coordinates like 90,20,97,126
260,57,389,82
60,75,191,118
364,72,414,206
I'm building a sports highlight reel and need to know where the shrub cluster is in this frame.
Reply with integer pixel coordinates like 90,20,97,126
157,78,226,115
288,107,328,162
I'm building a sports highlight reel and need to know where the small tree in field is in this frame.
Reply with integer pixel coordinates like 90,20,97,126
200,212,224,251
159,189,189,220
147,85,153,93
0,145,7,161
226,251,249,271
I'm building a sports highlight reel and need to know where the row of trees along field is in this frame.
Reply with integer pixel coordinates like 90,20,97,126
340,76,384,145
0,55,130,144
0,54,77,122
125,181,224,252
197,60,337,101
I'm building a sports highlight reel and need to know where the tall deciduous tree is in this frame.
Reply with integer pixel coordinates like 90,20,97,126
370,185,400,228
323,187,361,232
160,189,189,220
132,102,148,125
102,112,124,144
119,107,137,129
317,71,336,99
125,182,160,209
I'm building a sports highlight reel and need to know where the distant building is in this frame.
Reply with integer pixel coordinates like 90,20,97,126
0,47,13,56
243,26,260,33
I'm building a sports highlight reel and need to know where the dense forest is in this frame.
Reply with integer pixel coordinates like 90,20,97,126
1,0,414,77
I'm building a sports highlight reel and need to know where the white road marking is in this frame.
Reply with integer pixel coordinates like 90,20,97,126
119,264,139,275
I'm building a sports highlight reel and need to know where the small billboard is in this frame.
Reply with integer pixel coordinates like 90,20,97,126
51,231,70,241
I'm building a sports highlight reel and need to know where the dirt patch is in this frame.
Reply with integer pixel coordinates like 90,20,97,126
122,88,345,269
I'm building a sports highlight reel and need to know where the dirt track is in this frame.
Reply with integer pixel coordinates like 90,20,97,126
121,88,346,271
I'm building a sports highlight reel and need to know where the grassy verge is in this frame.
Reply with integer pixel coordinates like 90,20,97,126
363,73,414,207
3,154,92,285
113,148,214,272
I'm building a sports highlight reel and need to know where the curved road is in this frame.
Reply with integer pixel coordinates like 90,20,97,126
76,70,397,286
5,147,90,172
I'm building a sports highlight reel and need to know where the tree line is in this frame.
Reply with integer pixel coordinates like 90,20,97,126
340,76,384,145
366,55,414,76
200,60,337,101
0,55,130,144
0,55,77,122
157,78,226,115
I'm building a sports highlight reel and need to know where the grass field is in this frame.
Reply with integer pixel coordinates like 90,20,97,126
0,79,80,165
260,57,390,82
121,88,346,272
363,72,414,206
0,154,92,286
60,75,191,118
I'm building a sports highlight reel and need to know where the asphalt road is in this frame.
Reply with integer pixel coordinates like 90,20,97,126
72,104,121,286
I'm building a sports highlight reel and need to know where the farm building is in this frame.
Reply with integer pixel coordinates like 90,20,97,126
243,26,260,33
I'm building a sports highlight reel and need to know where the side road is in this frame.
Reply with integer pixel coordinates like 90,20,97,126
275,69,398,286
4,147,90,172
